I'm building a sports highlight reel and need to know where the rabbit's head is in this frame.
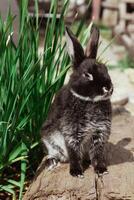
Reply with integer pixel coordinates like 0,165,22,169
65,25,113,102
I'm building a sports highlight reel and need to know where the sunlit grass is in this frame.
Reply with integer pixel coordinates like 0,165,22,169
0,0,91,199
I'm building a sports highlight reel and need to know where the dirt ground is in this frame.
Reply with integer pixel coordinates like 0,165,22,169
23,111,134,200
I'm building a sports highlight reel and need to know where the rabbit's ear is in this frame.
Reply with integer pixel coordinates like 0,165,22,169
85,25,100,59
65,27,85,67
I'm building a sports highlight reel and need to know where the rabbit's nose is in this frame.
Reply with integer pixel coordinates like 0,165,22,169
103,86,113,95
103,87,108,94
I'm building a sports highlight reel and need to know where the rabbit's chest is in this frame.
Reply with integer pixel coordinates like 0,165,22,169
61,100,111,149
64,100,109,130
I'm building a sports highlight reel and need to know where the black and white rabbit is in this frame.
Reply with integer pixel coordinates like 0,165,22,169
41,25,113,177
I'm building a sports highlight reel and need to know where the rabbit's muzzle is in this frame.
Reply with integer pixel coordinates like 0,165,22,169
103,86,113,96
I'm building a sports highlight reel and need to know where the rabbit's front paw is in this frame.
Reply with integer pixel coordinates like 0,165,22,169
70,165,84,178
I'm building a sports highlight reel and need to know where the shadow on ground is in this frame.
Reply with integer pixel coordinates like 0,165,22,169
107,137,134,166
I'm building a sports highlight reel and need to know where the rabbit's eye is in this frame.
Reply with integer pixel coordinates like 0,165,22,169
83,73,93,81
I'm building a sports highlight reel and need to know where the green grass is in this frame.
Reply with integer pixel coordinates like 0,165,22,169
0,0,92,199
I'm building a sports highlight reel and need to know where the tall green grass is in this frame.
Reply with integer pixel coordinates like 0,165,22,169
0,0,91,199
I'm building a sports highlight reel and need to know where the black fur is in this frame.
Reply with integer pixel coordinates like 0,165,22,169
41,25,113,176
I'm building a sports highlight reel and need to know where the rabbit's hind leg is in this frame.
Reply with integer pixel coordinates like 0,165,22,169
42,131,68,170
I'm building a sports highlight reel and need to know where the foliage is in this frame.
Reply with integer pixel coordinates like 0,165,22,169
0,0,91,199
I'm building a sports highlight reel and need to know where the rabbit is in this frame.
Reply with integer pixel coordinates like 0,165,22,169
41,25,113,177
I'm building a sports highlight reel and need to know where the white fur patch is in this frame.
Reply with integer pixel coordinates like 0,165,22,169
43,132,68,162
70,89,92,101
93,95,111,102
70,89,111,102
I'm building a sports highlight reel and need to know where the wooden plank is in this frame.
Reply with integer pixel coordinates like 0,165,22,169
122,0,134,3
128,23,134,32
102,9,118,26
102,2,118,9
119,2,126,17
120,34,134,57
121,13,134,20
122,34,133,46
114,1,126,33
